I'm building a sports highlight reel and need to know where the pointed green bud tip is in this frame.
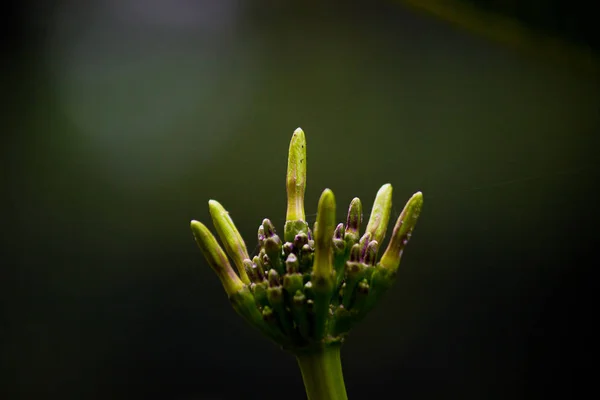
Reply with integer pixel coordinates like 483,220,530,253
208,200,251,284
190,220,244,295
345,197,362,237
379,191,424,272
365,183,393,245
313,188,336,279
262,219,276,237
286,127,307,222
334,223,344,240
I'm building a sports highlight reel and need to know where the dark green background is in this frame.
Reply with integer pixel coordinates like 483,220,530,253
2,1,598,399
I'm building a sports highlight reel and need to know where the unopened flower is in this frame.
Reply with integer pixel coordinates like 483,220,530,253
190,127,423,399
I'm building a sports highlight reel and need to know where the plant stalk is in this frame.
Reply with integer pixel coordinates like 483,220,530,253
296,345,348,400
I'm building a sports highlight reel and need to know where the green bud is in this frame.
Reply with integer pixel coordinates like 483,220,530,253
293,232,309,249
365,183,393,246
311,189,337,340
299,244,313,271
190,220,244,296
283,242,294,257
333,223,344,240
349,243,361,262
283,273,304,303
358,232,371,255
262,218,276,238
332,223,348,292
284,220,310,244
286,253,300,274
208,200,251,284
252,256,266,281
251,282,269,308
268,269,280,287
344,197,362,242
285,128,307,223
312,189,336,281
333,223,345,253
257,225,265,246
363,241,378,266
379,191,423,273
285,128,309,242
264,235,284,275
243,259,257,282
190,127,424,358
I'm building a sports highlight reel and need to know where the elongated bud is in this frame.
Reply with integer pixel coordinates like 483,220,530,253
257,225,265,246
334,223,344,240
364,241,378,265
379,191,423,272
264,235,284,275
345,197,362,238
358,232,372,259
252,256,265,280
286,128,307,222
333,223,345,253
284,128,309,242
208,200,251,284
190,220,244,295
365,183,393,245
312,189,336,280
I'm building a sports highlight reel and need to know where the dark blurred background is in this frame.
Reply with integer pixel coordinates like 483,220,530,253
2,1,598,399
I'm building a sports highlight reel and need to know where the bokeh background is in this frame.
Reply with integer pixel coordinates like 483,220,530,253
2,1,598,399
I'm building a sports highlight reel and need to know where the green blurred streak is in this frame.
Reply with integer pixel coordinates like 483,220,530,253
397,0,600,75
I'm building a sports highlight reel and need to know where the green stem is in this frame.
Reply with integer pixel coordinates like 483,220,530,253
296,345,348,400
